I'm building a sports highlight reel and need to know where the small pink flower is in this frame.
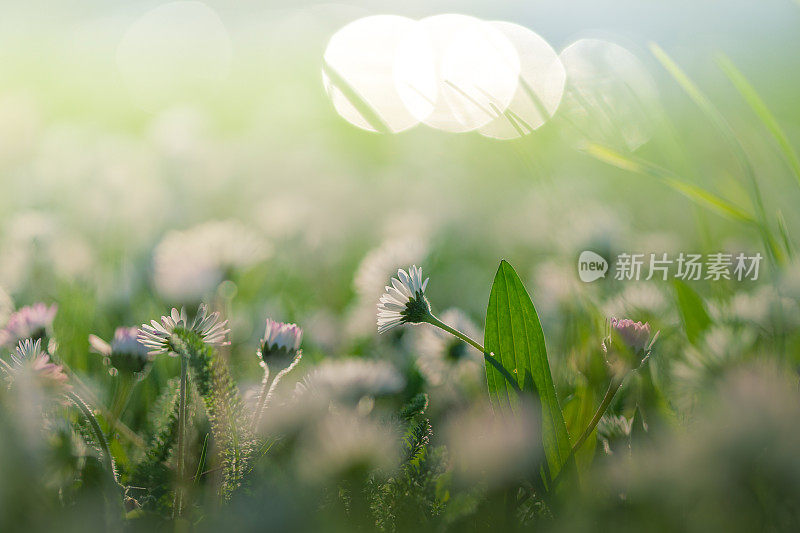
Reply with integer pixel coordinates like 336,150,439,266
89,326,151,375
606,318,654,353
0,303,57,348
258,318,302,363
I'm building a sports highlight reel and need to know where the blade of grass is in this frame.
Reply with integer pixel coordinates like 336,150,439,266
649,43,782,265
777,210,795,261
582,142,755,224
716,53,800,189
322,61,391,134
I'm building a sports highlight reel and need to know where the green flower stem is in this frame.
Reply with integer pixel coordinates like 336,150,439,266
67,391,125,515
425,314,522,394
253,352,303,433
174,351,189,518
109,374,136,426
571,376,621,456
58,357,145,448
251,366,271,433
551,375,623,488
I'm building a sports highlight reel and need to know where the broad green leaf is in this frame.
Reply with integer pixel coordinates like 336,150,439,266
484,260,573,480
672,279,712,345
563,386,597,472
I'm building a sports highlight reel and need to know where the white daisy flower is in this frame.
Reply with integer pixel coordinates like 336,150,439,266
138,304,230,356
377,265,431,334
347,237,428,337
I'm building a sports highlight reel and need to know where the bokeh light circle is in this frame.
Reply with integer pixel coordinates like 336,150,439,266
559,38,658,151
478,22,565,140
393,14,521,133
322,15,420,133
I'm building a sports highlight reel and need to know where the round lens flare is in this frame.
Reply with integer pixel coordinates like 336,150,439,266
394,14,521,133
323,14,536,137
559,38,658,151
322,17,653,143
322,15,420,133
478,22,565,140
117,1,232,112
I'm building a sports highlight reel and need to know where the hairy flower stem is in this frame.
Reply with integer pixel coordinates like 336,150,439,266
174,352,188,518
252,352,303,433
109,374,136,425
425,314,522,394
251,366,270,433
67,391,125,514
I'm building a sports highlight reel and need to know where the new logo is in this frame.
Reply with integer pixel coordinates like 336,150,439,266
578,251,608,282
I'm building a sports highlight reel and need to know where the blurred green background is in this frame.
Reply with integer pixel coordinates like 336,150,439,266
1,1,800,530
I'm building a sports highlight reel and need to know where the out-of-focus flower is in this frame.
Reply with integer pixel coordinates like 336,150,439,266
4,339,70,396
258,318,302,369
564,366,800,533
354,238,429,301
414,308,482,387
604,318,656,355
0,286,13,326
602,283,668,319
671,326,756,412
0,303,57,349
138,304,230,355
153,220,271,303
0,211,95,292
297,359,404,404
89,326,151,375
533,259,584,314
444,401,542,488
597,413,634,455
377,266,431,334
296,410,400,482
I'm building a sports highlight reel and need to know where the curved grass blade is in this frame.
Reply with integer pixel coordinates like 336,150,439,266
582,142,755,224
322,61,391,134
649,43,782,265
777,210,795,261
716,54,800,189
484,260,573,481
